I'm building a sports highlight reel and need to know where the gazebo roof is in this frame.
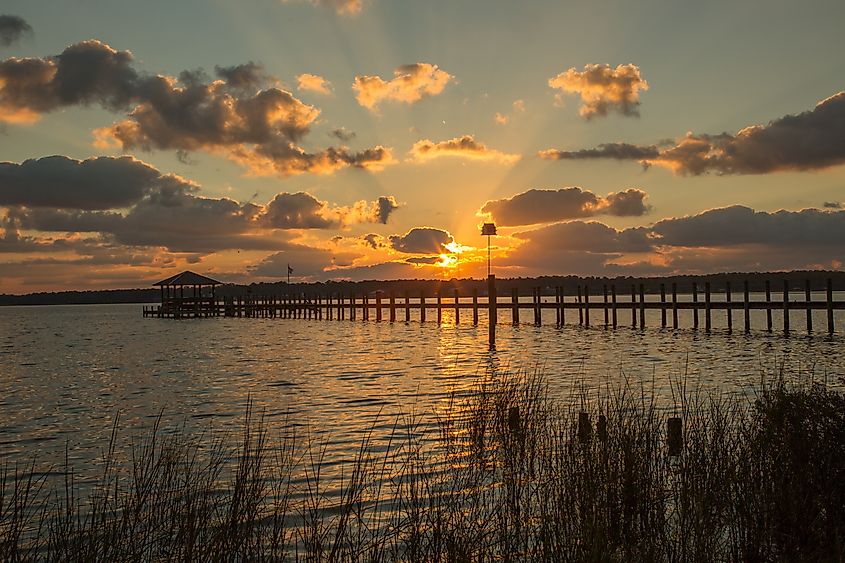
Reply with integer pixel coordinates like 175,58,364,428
153,270,222,287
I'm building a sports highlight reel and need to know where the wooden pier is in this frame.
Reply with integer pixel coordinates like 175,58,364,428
143,275,844,337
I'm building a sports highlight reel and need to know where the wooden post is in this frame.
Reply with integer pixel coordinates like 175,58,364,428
405,290,410,322
631,285,637,328
454,289,460,324
805,279,812,333
583,285,590,327
436,292,442,324
578,285,584,325
611,285,618,328
390,290,396,322
555,286,561,326
744,280,750,333
827,278,833,334
726,281,732,333
473,288,479,326
363,293,369,321
765,280,772,332
603,285,609,327
488,275,497,348
692,282,698,330
672,282,678,329
827,279,834,334
420,290,426,323
660,283,666,328
535,287,542,325
783,279,790,334
639,284,646,328
376,292,382,322
350,293,355,321
668,417,683,456
512,287,519,325
560,286,566,326
705,282,711,332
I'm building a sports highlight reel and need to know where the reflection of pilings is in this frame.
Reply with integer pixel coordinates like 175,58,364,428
488,275,496,348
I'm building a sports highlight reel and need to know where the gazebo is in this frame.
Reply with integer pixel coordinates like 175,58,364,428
152,270,222,318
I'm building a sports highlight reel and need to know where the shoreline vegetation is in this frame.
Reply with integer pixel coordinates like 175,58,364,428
2,372,845,561
3,270,845,306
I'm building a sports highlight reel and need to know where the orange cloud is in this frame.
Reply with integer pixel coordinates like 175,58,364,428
408,135,520,164
548,63,649,118
353,63,452,110
297,73,332,95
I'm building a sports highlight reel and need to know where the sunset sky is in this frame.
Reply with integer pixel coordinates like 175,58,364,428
1,0,844,292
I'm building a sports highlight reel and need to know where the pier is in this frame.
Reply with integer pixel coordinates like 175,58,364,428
143,273,843,338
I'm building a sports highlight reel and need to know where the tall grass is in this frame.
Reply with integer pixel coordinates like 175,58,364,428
2,372,844,561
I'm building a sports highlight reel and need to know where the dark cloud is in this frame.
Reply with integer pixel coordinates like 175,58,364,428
330,127,356,142
824,201,842,209
548,63,649,118
375,195,399,224
0,40,137,122
214,62,266,91
539,143,660,161
261,192,399,229
405,256,439,264
544,92,845,175
0,40,394,176
513,221,652,254
362,233,385,249
389,227,454,254
250,243,360,279
262,192,339,229
0,15,32,47
480,187,649,226
651,206,845,248
0,155,161,209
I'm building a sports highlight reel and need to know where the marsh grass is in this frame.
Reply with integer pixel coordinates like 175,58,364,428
2,372,845,561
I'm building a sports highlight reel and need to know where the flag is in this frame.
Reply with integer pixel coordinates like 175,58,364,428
287,264,293,274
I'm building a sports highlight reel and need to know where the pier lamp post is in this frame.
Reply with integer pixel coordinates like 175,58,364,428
481,222,497,276
481,222,497,347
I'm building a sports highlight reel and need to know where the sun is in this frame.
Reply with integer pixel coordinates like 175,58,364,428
436,254,458,268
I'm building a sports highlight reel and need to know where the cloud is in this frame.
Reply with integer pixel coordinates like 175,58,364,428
408,134,520,164
824,201,842,209
283,0,364,15
545,92,845,175
214,62,267,91
353,63,452,110
249,243,361,280
539,142,661,161
228,142,395,176
548,63,648,119
505,206,845,276
329,127,355,141
493,99,525,126
0,15,32,47
480,187,649,226
650,206,845,248
0,40,138,123
2,154,399,255
261,192,398,229
297,73,332,95
0,40,392,177
389,227,454,254
361,233,386,249
405,256,440,264
0,155,162,209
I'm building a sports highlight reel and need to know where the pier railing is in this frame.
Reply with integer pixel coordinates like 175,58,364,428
143,277,843,336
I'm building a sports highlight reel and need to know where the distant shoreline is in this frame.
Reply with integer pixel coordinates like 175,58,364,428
3,270,845,307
